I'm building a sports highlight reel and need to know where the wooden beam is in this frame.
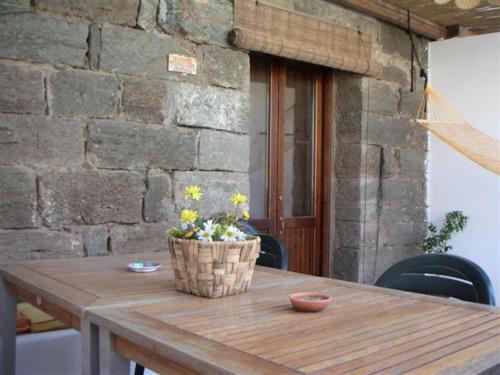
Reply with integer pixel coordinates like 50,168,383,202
445,25,476,39
332,0,447,40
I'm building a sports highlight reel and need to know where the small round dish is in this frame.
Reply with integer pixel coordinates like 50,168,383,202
127,261,162,273
289,292,332,312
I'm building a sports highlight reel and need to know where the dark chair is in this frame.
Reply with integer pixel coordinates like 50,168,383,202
257,234,288,271
236,219,260,236
237,219,288,270
375,253,496,306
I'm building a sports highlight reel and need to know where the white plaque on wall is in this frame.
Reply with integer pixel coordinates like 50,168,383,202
168,54,197,75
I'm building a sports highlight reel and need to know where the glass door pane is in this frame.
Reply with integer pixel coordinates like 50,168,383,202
249,54,270,218
283,61,315,217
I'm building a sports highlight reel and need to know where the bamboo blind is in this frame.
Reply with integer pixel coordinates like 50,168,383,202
230,0,380,76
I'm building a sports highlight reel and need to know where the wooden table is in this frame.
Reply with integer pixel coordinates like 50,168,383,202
2,253,500,375
0,253,179,375
89,267,500,375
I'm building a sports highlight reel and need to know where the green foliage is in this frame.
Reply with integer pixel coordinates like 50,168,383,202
166,227,183,238
423,211,469,253
212,224,227,242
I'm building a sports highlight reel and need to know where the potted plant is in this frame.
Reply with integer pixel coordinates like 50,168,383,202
423,211,469,253
166,185,260,298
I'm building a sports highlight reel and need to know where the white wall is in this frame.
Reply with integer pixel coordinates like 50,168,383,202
428,33,500,304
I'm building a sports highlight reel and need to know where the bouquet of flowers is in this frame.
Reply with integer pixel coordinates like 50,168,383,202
166,185,251,242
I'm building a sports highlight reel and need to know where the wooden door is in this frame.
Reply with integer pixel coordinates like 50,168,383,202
248,54,332,276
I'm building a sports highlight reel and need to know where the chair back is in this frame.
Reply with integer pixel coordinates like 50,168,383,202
257,234,288,270
375,253,496,306
236,220,260,236
236,220,288,270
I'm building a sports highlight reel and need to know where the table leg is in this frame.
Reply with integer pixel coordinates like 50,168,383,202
81,319,99,375
0,278,16,375
99,327,129,375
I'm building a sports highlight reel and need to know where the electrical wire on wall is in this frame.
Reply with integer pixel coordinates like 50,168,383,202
407,10,428,92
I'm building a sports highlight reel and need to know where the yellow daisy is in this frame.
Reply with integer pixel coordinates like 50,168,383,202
231,193,248,206
184,185,202,201
242,210,250,219
180,209,198,223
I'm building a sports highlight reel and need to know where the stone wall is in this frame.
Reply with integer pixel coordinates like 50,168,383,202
0,0,249,262
0,0,428,282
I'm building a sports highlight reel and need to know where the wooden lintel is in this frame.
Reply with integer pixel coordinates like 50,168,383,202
446,25,476,39
332,0,447,40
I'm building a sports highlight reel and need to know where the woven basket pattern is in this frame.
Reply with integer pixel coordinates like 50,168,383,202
169,237,261,298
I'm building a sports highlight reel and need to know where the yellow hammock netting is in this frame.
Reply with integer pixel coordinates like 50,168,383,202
417,86,500,175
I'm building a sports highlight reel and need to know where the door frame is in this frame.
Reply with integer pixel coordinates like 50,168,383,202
250,56,333,277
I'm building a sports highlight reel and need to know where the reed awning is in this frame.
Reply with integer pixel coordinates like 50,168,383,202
229,0,380,76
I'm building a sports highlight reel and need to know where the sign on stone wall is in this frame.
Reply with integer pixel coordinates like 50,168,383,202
168,54,197,75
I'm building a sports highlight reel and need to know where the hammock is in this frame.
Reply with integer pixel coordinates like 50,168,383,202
417,86,500,175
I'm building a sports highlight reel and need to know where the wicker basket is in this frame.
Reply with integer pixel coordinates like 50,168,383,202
168,236,261,298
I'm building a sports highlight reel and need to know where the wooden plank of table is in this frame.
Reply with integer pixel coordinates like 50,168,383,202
87,270,500,374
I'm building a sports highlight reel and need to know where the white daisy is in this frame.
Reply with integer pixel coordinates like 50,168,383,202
221,225,245,242
203,220,215,232
197,229,213,242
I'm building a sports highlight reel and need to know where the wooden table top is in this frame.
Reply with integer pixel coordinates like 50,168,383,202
85,262,500,375
0,253,306,326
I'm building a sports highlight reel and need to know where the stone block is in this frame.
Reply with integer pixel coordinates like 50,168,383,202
336,177,379,206
159,0,233,47
379,22,410,58
367,114,412,147
199,45,249,90
168,82,249,133
122,77,166,123
49,70,118,119
335,205,378,222
336,144,382,178
138,0,159,32
87,121,197,170
0,0,30,12
173,171,249,217
0,229,83,262
39,170,143,226
380,206,426,224
379,65,410,87
0,62,45,114
70,225,109,256
0,114,84,166
100,25,197,80
332,247,360,282
0,166,36,229
369,80,399,115
0,12,88,67
400,89,423,118
88,24,101,71
382,147,400,178
199,130,249,172
380,221,426,247
33,0,140,26
399,148,426,178
335,221,361,249
335,111,366,144
110,224,169,254
410,120,428,151
366,145,382,178
144,171,175,223
382,179,424,208
336,76,368,114
335,143,362,178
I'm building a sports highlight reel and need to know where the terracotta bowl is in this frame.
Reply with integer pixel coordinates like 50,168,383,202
289,292,332,312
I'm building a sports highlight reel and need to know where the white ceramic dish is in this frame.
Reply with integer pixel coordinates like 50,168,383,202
127,261,162,273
